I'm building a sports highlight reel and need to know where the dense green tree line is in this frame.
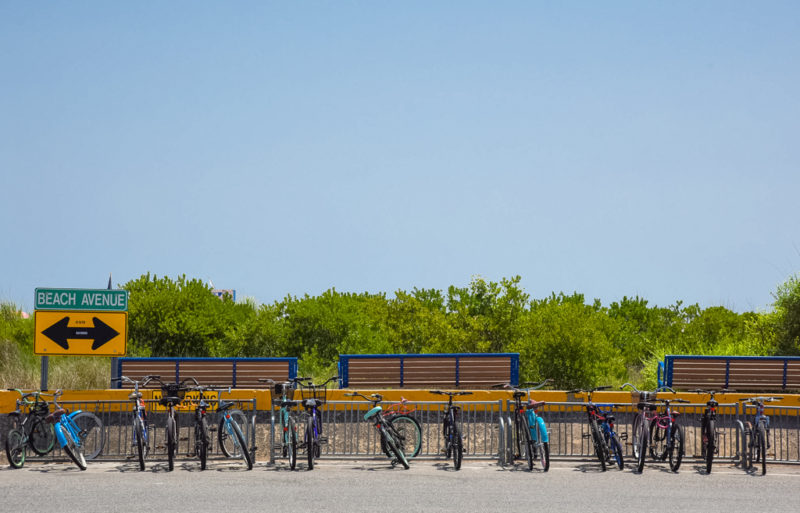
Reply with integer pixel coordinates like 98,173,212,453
2,273,799,389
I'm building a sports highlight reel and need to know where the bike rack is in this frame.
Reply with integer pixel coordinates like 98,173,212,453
498,416,507,466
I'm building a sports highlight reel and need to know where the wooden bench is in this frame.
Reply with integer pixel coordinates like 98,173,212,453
665,355,800,392
114,357,298,388
339,353,519,389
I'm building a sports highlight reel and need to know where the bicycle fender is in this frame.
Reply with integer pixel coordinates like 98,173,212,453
54,423,68,447
66,409,84,420
527,412,549,443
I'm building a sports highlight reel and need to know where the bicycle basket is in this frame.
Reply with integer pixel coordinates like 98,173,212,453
273,382,294,398
632,391,657,404
300,383,327,404
34,402,50,416
160,383,186,405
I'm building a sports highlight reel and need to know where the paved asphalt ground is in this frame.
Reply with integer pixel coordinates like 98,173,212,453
2,458,798,513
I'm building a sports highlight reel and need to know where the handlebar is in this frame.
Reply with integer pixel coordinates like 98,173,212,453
740,396,783,404
429,390,474,397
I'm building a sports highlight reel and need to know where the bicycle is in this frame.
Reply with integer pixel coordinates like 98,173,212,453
691,389,726,474
5,389,56,468
621,383,660,473
111,375,158,471
207,386,253,470
47,390,104,470
648,397,688,472
740,396,782,475
493,379,552,471
260,377,307,470
148,376,190,471
568,386,625,471
429,390,472,470
345,391,410,469
297,375,338,470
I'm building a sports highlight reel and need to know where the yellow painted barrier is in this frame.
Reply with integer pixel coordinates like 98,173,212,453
2,389,799,414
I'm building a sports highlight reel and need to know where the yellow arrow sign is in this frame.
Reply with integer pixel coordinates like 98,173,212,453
34,311,128,356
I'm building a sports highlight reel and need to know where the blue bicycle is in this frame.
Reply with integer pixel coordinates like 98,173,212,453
48,389,104,470
298,376,338,470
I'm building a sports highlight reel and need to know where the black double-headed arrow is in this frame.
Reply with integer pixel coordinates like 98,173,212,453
41,316,120,351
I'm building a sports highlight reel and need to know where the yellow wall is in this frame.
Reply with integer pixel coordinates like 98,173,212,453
2,388,799,414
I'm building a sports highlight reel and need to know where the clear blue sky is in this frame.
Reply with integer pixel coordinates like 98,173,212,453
2,1,799,313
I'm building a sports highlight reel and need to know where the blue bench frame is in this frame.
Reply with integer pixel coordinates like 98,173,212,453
662,354,800,391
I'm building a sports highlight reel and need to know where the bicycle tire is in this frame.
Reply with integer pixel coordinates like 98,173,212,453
635,416,648,473
134,418,146,471
72,411,104,461
453,424,463,470
306,417,315,470
590,419,606,472
388,415,422,459
520,415,533,471
705,418,716,474
649,417,667,461
231,419,253,470
669,424,684,472
757,423,767,475
197,417,209,470
29,417,55,456
609,434,624,470
539,441,550,472
742,421,753,471
382,425,409,469
166,415,176,472
59,423,86,470
218,409,248,458
631,414,642,460
287,417,297,470
5,429,26,468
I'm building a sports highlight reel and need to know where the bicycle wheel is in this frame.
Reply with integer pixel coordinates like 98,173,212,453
218,409,248,458
306,417,315,470
197,417,209,470
72,411,104,460
5,429,26,468
757,424,767,475
58,424,86,470
669,424,684,472
609,433,624,470
166,415,176,472
29,417,55,456
649,418,667,461
134,418,146,471
287,417,297,470
635,417,648,473
519,416,533,470
742,422,753,471
590,419,606,472
705,418,716,474
382,425,409,469
388,415,422,459
453,424,463,470
534,419,550,472
631,414,642,460
231,419,253,470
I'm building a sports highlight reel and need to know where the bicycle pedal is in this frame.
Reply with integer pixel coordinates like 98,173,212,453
273,444,283,450
582,433,592,439
618,433,628,440
318,437,328,445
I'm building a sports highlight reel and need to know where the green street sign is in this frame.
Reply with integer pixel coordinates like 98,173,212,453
35,288,129,312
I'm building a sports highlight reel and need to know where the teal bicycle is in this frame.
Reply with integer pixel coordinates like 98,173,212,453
261,377,307,470
48,389,104,470
494,380,552,471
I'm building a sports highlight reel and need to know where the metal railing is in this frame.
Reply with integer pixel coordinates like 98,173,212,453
268,400,504,462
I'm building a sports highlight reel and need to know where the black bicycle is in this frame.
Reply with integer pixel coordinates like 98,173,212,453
429,390,472,470
148,376,191,471
5,389,55,468
569,386,625,471
112,375,158,471
741,396,782,475
691,389,726,474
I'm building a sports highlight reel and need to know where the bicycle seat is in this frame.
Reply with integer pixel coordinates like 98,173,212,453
218,400,235,411
46,408,67,423
528,400,546,409
159,396,183,407
302,398,323,408
128,392,143,400
512,391,526,398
